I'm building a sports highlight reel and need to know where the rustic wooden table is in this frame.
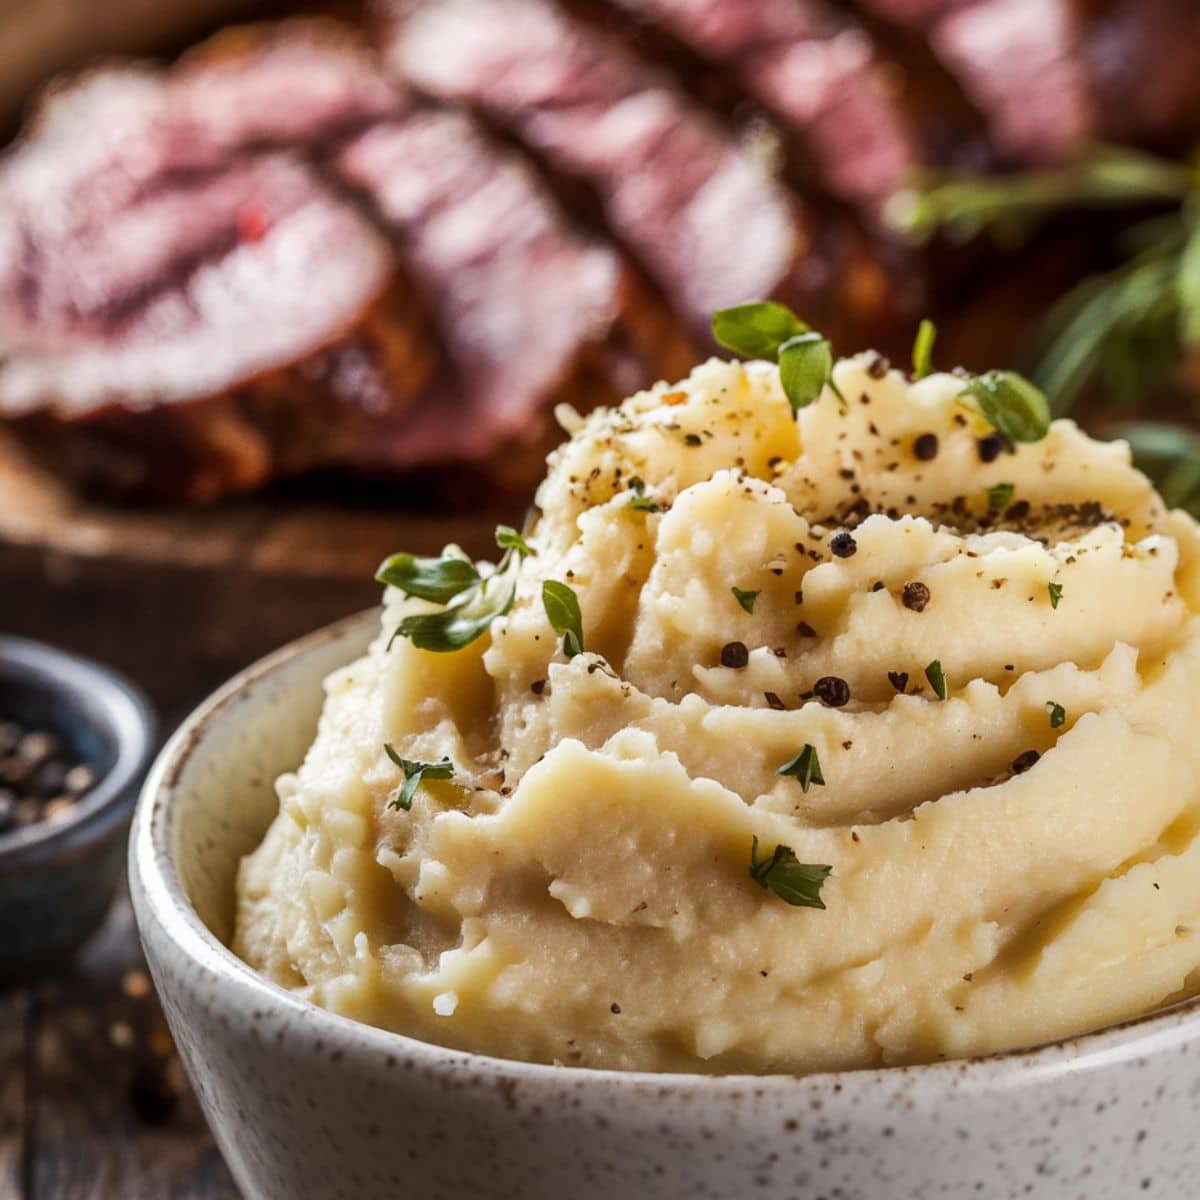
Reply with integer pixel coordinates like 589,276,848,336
0,440,509,1199
1,887,240,1199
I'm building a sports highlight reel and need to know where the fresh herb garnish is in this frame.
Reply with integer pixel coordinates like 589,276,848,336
542,580,584,658
383,745,454,811
924,659,948,700
494,526,534,556
779,331,841,413
889,144,1200,427
987,481,1015,512
1048,582,1064,609
379,525,533,653
957,371,1051,443
912,318,937,380
712,301,809,359
627,477,662,512
712,301,844,414
749,836,832,909
778,744,825,793
731,586,760,614
1047,701,1066,729
375,549,480,604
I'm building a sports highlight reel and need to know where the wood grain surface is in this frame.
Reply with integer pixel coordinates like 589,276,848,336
0,435,506,725
2,890,240,1200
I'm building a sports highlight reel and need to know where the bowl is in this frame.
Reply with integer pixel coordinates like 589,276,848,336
130,610,1200,1200
0,635,154,983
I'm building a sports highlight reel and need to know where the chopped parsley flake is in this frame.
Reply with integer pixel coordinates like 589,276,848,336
383,745,454,811
987,482,1015,512
749,837,832,909
924,659,948,700
731,586,761,614
778,744,825,793
1047,701,1066,728
1048,581,1064,609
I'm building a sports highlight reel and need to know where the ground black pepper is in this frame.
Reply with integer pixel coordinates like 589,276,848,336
901,582,931,612
764,692,787,711
813,676,851,707
720,642,750,669
977,435,1004,463
796,622,818,638
887,671,909,692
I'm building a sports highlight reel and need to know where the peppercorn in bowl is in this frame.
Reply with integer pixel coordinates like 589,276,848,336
0,635,154,981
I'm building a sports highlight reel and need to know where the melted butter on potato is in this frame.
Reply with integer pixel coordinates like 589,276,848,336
235,355,1200,1072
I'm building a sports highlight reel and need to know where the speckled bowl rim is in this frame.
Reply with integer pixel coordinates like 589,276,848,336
131,608,1200,1095
0,634,155,863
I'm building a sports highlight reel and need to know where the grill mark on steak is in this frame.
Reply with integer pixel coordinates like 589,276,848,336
564,0,922,223
335,110,694,475
852,0,1200,163
382,0,854,339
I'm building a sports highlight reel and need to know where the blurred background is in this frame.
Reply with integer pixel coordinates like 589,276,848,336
1,0,1199,718
0,0,1198,1192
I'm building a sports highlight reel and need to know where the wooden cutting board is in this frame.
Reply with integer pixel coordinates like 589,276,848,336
0,437,507,724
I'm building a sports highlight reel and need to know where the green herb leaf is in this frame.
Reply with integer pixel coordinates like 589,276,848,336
1048,582,1064,609
779,331,834,414
987,482,1015,512
383,745,454,811
778,744,825,793
924,659,948,701
712,301,809,360
542,580,584,658
1047,701,1066,729
1179,221,1200,346
731,586,760,614
912,318,937,380
628,477,662,513
395,571,518,652
749,836,832,909
495,526,534,557
958,371,1051,443
375,551,480,604
383,525,530,653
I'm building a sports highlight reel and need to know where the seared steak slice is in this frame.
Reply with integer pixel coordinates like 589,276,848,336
383,0,891,342
170,18,402,152
0,74,430,501
856,0,1200,161
598,0,920,220
336,111,693,481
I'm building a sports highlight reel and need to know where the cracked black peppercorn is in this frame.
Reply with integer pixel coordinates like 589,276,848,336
913,433,939,461
720,641,750,669
887,671,909,693
901,582,931,612
813,676,850,707
829,531,857,558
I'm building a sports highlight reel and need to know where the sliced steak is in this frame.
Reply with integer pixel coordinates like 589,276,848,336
170,18,403,152
0,72,430,501
382,0,892,342
336,110,693,482
600,0,920,220
857,0,1200,162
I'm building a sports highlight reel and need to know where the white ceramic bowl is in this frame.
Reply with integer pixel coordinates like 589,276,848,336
130,611,1200,1200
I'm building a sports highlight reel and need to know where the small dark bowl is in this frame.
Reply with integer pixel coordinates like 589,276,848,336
0,635,154,984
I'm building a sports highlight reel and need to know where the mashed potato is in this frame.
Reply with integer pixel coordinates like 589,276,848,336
236,353,1200,1073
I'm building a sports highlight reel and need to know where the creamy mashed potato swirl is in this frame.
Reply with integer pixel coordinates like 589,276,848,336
236,354,1200,1073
